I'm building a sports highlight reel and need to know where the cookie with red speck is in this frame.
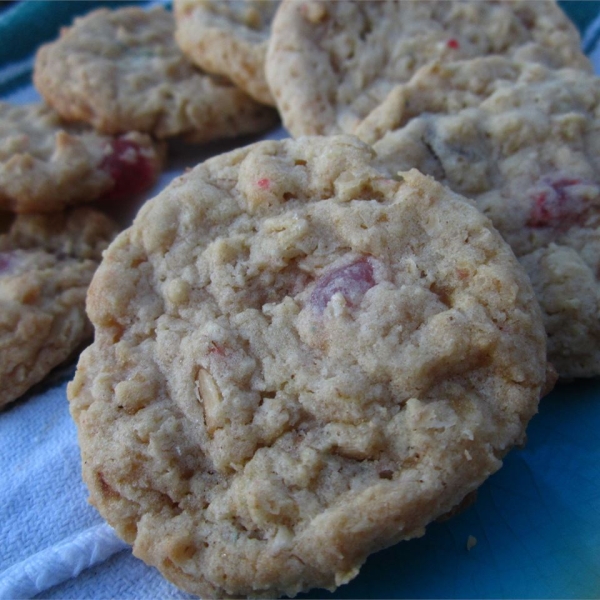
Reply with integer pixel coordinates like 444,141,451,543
174,0,279,106
34,6,278,143
0,102,164,213
68,135,549,598
365,58,600,378
265,0,590,137
0,208,118,409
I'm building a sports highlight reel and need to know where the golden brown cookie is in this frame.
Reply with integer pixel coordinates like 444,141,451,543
34,6,278,143
0,208,118,409
366,59,600,378
265,0,591,136
174,0,279,106
0,102,164,213
68,136,549,597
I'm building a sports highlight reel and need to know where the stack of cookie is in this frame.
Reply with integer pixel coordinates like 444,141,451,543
3,0,597,597
1,4,281,410
0,106,133,409
261,0,598,380
174,0,599,377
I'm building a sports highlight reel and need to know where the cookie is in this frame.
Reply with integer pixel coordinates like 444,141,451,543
265,0,591,137
68,136,549,597
174,0,278,106
355,55,541,145
367,60,600,378
0,208,118,409
0,101,164,213
34,6,279,143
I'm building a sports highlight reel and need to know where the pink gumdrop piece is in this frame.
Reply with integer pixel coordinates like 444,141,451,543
257,178,271,189
100,138,156,200
527,177,587,229
310,258,375,312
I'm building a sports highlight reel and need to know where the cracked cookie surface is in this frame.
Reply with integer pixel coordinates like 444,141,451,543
265,0,591,137
367,59,600,378
34,6,278,143
0,208,117,409
68,136,548,598
0,102,163,213
174,0,279,106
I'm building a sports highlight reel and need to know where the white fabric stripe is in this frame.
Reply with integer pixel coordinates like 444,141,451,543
589,42,600,73
0,55,34,89
0,523,129,599
582,9,600,51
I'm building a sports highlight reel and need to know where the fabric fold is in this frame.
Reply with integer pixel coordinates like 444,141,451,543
0,523,128,599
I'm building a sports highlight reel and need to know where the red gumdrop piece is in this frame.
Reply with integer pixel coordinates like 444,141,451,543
310,258,375,312
527,177,586,229
447,38,460,49
101,138,156,200
208,342,226,357
257,178,271,189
